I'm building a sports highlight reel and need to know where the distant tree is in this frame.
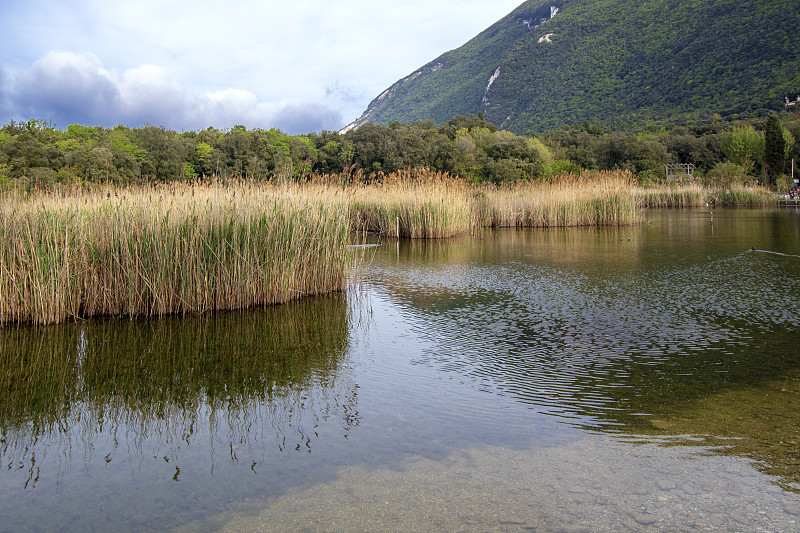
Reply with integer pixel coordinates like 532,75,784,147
594,132,667,175
707,161,748,186
439,114,497,140
782,126,795,166
763,115,785,185
721,125,762,177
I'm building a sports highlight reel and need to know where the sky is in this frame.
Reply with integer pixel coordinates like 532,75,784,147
0,0,523,134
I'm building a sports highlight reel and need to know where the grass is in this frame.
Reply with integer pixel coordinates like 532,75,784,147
1,169,775,325
347,169,472,238
344,168,642,238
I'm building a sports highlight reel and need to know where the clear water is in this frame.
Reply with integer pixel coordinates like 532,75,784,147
1,208,799,532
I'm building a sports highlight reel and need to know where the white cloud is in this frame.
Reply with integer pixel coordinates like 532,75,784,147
1,0,525,132
5,50,344,133
0,65,9,117
12,51,119,124
193,89,272,129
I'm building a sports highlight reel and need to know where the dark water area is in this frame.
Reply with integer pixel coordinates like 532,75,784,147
1,208,799,532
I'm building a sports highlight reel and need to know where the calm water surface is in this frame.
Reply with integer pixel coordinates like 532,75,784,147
1,208,799,532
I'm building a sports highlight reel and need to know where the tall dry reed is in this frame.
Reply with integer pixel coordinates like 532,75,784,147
634,183,776,207
0,180,354,325
2,169,679,325
477,171,642,227
348,169,472,238
345,168,642,238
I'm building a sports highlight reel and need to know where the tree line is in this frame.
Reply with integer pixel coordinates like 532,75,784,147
1,112,798,189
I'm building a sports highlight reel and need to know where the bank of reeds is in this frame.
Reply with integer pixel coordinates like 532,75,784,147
348,169,472,238
634,182,776,208
0,181,353,325
476,171,642,228
344,168,642,238
6,169,724,325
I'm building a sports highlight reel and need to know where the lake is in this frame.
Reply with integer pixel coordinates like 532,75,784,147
1,208,799,532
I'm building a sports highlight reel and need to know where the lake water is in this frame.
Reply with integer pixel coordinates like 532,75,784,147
1,208,799,532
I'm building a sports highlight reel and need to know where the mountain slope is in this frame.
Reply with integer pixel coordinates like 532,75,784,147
348,0,800,134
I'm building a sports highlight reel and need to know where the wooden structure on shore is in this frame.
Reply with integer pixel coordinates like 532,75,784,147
665,163,696,181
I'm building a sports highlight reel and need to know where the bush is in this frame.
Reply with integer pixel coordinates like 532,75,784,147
776,174,793,192
542,159,581,178
706,161,749,186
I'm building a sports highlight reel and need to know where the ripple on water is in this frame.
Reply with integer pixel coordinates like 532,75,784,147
366,232,800,433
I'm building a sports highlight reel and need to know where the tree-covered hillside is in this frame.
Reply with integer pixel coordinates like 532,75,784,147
348,0,800,134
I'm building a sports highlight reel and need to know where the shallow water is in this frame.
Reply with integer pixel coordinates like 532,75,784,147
1,208,799,532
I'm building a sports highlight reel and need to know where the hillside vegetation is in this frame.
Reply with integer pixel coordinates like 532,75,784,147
349,0,800,134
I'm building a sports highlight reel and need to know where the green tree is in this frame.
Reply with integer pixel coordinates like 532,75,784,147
763,114,785,185
721,125,762,177
782,127,795,164
0,162,10,185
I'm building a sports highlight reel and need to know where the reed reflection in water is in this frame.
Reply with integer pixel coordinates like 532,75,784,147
0,295,358,490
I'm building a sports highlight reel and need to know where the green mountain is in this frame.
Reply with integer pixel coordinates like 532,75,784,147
347,0,800,134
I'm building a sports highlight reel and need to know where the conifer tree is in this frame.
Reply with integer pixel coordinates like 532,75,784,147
764,115,785,186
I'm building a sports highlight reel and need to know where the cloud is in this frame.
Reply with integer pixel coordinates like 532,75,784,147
197,89,263,127
0,65,8,118
12,51,119,125
189,90,343,134
117,64,186,126
5,50,344,134
271,103,343,134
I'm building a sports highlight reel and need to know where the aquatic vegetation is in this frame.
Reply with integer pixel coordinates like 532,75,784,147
634,182,776,207
0,180,354,325
477,171,642,228
348,169,472,238
2,169,775,325
346,168,642,238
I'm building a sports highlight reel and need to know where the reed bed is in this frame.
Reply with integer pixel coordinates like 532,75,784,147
634,183,776,208
348,169,472,238
7,169,731,325
477,171,642,228
0,180,353,325
344,168,642,238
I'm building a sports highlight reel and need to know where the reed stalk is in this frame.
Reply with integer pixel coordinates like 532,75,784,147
348,169,472,238
477,171,642,228
345,168,641,238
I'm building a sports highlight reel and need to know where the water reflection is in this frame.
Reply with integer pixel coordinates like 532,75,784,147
1,208,798,532
0,295,358,489
367,208,800,491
